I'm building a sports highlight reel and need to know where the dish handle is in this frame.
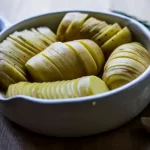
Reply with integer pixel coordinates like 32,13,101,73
0,15,11,32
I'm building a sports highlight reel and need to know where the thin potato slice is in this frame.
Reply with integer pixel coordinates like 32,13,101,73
78,39,105,71
0,72,16,91
0,60,27,83
31,28,53,45
32,83,41,98
0,53,25,76
77,76,109,96
37,27,56,42
108,51,149,68
104,57,146,74
6,76,109,98
56,81,65,98
101,27,132,55
95,23,122,46
70,78,80,97
64,13,88,41
46,82,54,99
7,37,35,57
61,81,70,98
50,81,60,99
26,54,64,82
92,25,111,41
66,41,98,75
10,32,39,54
42,82,50,99
41,48,67,79
13,31,42,53
79,17,106,39
22,83,30,96
50,42,85,78
57,12,79,41
109,80,129,90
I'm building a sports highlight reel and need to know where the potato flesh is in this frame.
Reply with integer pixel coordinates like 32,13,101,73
37,27,56,42
1,11,150,95
102,42,150,90
101,27,132,57
26,40,103,82
6,76,109,99
0,26,56,89
66,41,98,75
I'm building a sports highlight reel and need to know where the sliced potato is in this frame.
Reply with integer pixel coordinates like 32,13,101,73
46,82,54,99
0,40,28,65
92,25,111,40
7,76,109,98
89,21,108,37
57,12,79,41
7,37,35,57
95,23,122,46
22,83,30,96
62,81,73,98
56,81,65,98
31,28,53,45
79,17,107,39
109,80,129,89
104,57,146,74
66,41,98,75
71,78,80,97
0,72,16,90
38,82,47,99
50,81,60,99
26,54,64,82
21,30,49,50
31,83,40,98
0,53,25,76
18,82,29,96
41,48,68,79
108,51,149,68
61,81,70,98
77,39,105,72
9,32,39,54
37,26,56,42
64,13,88,41
101,27,132,56
0,60,27,82
13,31,42,53
50,42,85,78
78,76,109,96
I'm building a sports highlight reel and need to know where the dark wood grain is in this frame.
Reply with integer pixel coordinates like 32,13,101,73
0,105,150,150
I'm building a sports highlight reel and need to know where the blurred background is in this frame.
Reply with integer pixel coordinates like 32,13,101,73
0,0,149,24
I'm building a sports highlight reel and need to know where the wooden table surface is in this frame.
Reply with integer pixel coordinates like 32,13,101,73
0,0,150,149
